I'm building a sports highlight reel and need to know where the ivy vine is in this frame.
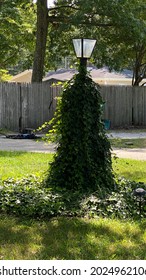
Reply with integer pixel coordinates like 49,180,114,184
45,66,115,195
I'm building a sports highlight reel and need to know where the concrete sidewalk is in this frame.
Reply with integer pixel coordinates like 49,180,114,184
108,131,146,139
112,148,146,160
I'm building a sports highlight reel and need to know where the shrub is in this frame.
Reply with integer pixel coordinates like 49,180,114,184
80,177,145,219
0,176,145,219
45,66,115,194
0,176,63,218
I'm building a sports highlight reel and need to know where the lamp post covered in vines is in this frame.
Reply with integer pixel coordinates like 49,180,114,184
46,38,115,196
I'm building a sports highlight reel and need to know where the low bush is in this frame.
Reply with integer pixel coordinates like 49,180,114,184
0,176,63,218
0,176,145,219
81,178,146,219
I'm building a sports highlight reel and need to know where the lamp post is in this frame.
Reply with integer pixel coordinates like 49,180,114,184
133,187,146,215
73,38,96,69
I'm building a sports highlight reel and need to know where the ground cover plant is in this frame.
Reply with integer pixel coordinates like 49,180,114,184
1,175,145,219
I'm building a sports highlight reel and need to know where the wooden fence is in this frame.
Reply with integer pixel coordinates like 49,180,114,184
101,86,146,127
0,82,61,131
1,82,146,131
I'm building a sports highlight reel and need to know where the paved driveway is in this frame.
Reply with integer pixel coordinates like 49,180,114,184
0,135,55,153
0,132,146,160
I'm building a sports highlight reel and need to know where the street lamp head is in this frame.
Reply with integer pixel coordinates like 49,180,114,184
73,38,96,59
133,187,146,198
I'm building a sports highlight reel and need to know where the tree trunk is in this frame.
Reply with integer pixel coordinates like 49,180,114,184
132,45,146,86
31,0,48,83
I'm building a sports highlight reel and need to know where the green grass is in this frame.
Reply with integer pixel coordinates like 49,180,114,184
1,151,146,259
113,158,146,183
109,136,146,182
0,150,146,183
110,138,146,148
0,215,146,260
0,151,53,180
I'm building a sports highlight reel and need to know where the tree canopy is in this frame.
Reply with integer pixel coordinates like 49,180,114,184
0,0,36,78
1,0,146,85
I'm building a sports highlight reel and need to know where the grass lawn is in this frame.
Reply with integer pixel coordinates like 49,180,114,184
0,150,146,259
0,151,53,180
0,150,146,183
110,138,146,148
0,215,146,260
110,137,146,182
113,158,146,183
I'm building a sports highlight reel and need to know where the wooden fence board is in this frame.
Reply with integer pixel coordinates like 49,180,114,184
101,86,133,127
0,83,20,130
1,82,146,130
132,87,146,126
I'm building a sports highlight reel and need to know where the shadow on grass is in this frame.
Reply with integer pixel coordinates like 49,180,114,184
0,216,146,260
0,216,39,259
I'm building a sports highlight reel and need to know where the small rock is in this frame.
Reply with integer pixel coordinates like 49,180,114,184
125,142,134,145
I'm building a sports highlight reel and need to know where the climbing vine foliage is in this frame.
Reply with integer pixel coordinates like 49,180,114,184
46,67,115,195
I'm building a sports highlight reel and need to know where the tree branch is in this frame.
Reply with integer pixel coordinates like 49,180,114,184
48,4,79,12
47,14,113,28
0,50,18,68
